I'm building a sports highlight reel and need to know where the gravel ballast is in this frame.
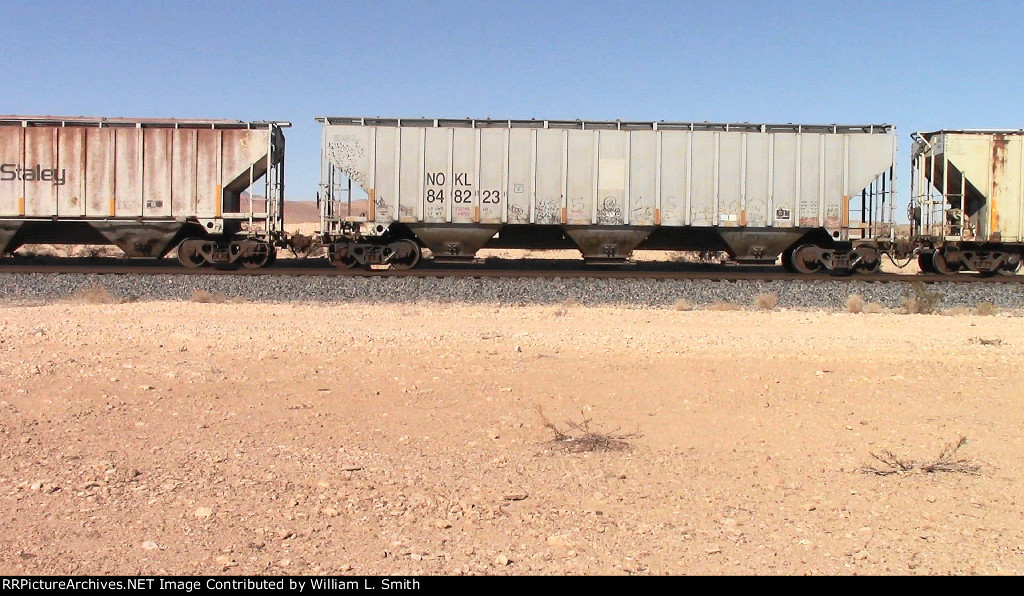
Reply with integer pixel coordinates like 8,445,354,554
0,273,1022,310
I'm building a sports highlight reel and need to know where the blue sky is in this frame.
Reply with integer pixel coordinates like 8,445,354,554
3,0,1023,206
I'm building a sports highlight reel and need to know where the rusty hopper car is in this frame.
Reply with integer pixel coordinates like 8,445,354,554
910,130,1024,275
316,117,897,272
0,116,289,268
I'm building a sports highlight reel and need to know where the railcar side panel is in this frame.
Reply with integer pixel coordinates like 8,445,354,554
628,131,657,226
398,127,423,222
506,129,532,224
0,127,23,216
451,128,476,224
534,129,563,225
478,128,507,224
658,131,688,226
24,127,58,217
566,129,594,225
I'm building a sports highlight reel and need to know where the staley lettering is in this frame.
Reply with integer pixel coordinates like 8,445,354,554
0,163,67,186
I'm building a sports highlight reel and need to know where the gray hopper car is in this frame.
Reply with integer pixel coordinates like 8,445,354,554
317,117,898,272
0,116,289,268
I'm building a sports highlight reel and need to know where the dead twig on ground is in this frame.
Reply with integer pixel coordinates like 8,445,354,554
862,436,981,476
535,405,641,453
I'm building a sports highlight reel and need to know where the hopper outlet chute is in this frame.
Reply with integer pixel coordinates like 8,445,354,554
405,224,500,259
0,222,22,254
562,227,653,261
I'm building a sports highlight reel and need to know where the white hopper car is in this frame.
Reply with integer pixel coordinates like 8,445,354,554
316,117,898,273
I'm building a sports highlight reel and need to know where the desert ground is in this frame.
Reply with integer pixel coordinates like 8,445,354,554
1,297,1023,576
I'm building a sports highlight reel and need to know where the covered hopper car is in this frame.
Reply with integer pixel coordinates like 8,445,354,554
0,116,289,268
316,117,899,273
908,129,1024,275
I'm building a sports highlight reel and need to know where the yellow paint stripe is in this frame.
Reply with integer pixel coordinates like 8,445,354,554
216,185,222,218
18,198,24,216
740,209,747,227
368,189,375,221
560,207,567,224
473,206,479,223
654,208,661,226
841,195,850,228
110,198,116,216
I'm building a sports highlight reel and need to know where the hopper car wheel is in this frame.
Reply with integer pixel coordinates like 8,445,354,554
860,259,881,274
177,239,207,269
332,255,358,269
917,252,937,274
790,244,822,274
328,244,359,269
999,260,1021,276
390,239,421,270
242,246,276,269
780,249,796,272
932,250,959,275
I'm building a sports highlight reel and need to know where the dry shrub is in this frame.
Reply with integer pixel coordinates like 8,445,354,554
74,284,120,304
707,302,741,311
941,306,971,316
191,289,228,304
753,292,779,311
553,298,577,317
862,436,981,476
969,336,1002,346
672,298,692,311
902,282,941,314
669,250,728,265
845,294,865,314
535,406,641,453
975,302,999,316
863,302,884,314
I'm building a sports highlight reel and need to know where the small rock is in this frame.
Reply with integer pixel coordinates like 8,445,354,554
194,507,213,519
503,492,529,501
141,541,160,551
495,554,510,566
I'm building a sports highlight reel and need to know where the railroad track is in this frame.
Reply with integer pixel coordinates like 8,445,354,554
2,257,1021,283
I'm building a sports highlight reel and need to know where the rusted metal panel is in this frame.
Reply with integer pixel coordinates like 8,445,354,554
24,127,58,217
56,127,85,216
172,129,198,216
195,129,220,217
114,127,143,216
142,128,172,218
0,126,23,216
914,130,1024,242
84,128,115,216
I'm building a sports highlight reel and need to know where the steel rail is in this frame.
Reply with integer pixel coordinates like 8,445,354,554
1,259,1021,283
